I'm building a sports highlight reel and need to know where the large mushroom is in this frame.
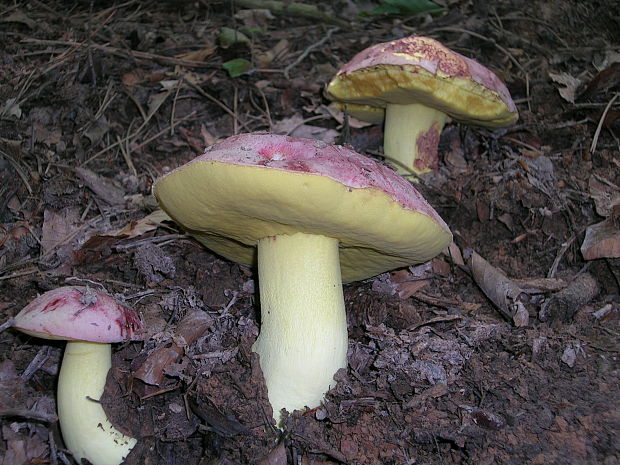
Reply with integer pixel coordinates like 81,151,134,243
153,134,452,421
326,35,518,176
13,286,142,465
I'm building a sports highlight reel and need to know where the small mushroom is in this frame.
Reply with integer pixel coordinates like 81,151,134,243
13,286,142,465
153,134,452,421
326,35,518,176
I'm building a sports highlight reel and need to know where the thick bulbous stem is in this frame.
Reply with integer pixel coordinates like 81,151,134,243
384,103,448,177
253,232,348,422
58,341,137,465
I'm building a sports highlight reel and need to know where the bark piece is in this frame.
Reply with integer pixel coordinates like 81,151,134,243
539,272,599,323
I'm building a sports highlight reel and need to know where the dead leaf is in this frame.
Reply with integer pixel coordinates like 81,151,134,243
549,71,581,103
272,114,338,143
588,175,620,217
580,62,620,100
258,442,287,465
581,218,620,260
467,249,531,326
110,210,172,238
323,103,374,129
147,90,172,118
83,116,110,145
41,206,81,262
75,167,125,205
32,122,62,146
1,98,21,118
176,47,216,63
135,311,212,386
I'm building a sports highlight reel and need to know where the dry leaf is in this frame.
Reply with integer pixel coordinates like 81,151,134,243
581,218,620,260
467,249,531,326
323,103,374,129
272,114,338,143
549,71,581,103
110,210,172,238
134,311,212,386
588,175,620,217
176,47,216,63
75,167,125,205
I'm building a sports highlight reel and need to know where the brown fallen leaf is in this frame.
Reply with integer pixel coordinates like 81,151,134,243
581,218,620,260
258,442,287,465
134,310,213,386
579,62,620,100
588,175,620,217
110,209,172,238
75,167,125,205
466,249,531,326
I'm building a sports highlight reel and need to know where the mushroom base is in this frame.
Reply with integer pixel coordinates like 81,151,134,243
384,103,448,177
253,232,348,422
58,341,137,465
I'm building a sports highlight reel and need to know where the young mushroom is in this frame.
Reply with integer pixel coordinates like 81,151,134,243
326,35,518,176
153,134,452,422
13,286,142,465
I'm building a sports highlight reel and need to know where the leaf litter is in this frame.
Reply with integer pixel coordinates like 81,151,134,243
0,0,619,464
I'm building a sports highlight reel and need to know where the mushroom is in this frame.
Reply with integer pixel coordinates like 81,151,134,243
326,35,518,176
153,133,452,421
13,286,142,465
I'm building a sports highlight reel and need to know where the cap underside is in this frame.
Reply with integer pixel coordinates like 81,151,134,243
327,65,517,127
154,161,452,283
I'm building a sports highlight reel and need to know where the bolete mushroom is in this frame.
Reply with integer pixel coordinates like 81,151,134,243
326,35,518,176
153,134,452,421
13,286,142,465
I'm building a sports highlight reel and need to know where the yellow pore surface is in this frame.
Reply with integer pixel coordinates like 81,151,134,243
327,65,517,127
154,161,452,283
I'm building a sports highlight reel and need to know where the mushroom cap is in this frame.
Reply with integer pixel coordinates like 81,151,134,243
326,35,518,128
154,134,452,283
14,286,142,343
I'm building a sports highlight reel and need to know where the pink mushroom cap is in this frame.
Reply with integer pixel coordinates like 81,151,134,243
154,134,453,282
14,286,142,343
327,35,518,127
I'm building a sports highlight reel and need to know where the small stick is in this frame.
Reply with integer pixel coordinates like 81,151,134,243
284,27,339,78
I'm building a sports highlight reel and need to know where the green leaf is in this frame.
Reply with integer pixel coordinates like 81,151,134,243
222,58,253,78
362,0,443,16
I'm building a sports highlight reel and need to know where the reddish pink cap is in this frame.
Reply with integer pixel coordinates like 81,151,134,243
14,286,142,343
327,35,518,127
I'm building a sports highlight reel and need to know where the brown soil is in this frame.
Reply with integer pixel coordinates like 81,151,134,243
1,1,619,464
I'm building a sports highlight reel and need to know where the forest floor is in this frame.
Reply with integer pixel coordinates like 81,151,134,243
0,1,619,464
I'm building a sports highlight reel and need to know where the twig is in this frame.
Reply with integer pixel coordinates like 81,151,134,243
185,79,249,132
0,149,33,194
21,346,52,381
113,234,190,250
284,27,339,78
22,38,219,69
589,92,619,154
547,229,584,278
81,111,195,167
0,408,58,423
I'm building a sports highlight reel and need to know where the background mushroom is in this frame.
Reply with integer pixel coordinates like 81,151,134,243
13,286,142,465
154,134,452,422
326,35,518,176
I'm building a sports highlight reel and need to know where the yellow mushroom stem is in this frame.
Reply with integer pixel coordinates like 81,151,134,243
253,232,348,421
384,103,449,177
58,341,137,465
